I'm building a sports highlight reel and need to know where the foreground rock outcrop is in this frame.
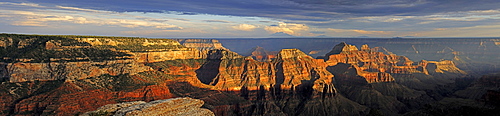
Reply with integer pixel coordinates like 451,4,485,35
82,97,214,116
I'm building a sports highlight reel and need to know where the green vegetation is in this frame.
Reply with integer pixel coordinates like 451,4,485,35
79,74,153,92
88,37,186,52
0,34,131,63
86,111,113,116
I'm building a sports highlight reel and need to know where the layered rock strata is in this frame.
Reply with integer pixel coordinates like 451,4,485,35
82,97,214,116
1,60,150,83
0,35,209,82
324,42,465,83
196,49,335,94
76,37,206,62
247,46,278,62
176,39,227,51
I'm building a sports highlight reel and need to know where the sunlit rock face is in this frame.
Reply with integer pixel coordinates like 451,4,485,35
0,36,210,82
219,38,500,74
323,42,466,84
82,97,214,116
0,80,174,116
0,34,487,116
1,60,150,83
176,39,227,51
76,38,207,63
246,46,278,62
196,49,334,93
322,42,468,115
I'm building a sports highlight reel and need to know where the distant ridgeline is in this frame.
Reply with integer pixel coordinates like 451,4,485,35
0,34,498,116
219,37,500,74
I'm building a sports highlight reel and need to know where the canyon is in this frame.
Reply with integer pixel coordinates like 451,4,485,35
0,34,498,115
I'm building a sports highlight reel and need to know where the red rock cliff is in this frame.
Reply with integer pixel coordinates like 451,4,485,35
196,49,335,94
324,43,465,83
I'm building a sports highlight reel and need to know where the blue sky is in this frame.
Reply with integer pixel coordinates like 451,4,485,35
1,0,499,38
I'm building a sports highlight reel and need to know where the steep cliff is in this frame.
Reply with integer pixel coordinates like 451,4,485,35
324,43,465,84
1,60,150,83
0,34,485,116
176,39,227,51
243,46,279,62
323,42,467,115
196,49,334,93
454,73,500,100
76,37,206,62
325,43,401,83
191,48,374,115
0,75,174,115
0,34,207,82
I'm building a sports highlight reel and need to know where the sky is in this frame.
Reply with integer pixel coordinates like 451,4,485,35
1,0,500,38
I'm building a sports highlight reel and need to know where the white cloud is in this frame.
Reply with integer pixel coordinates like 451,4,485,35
327,28,392,36
56,6,111,13
0,2,42,7
0,5,182,30
232,24,258,31
264,22,309,35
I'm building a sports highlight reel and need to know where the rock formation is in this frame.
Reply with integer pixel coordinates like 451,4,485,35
1,60,150,83
176,39,227,51
196,48,334,94
323,42,468,115
324,43,465,84
246,46,278,62
0,34,484,116
455,73,500,100
82,97,214,116
0,35,209,82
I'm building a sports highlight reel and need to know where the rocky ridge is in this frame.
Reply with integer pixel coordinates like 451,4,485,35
176,39,227,51
324,43,466,83
82,97,214,116
246,46,278,62
196,48,334,93
0,35,208,82
0,34,478,116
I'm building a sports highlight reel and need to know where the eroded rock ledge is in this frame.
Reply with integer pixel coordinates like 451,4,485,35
81,97,214,116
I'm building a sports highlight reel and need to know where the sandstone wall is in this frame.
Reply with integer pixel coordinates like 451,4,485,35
196,49,335,94
324,43,465,83
1,60,151,83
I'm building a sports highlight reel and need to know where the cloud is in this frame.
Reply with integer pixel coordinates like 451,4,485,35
232,24,258,31
203,20,232,23
12,20,47,26
0,4,183,30
56,6,109,13
0,2,41,7
2,0,500,37
327,28,392,36
309,31,325,34
264,22,309,35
